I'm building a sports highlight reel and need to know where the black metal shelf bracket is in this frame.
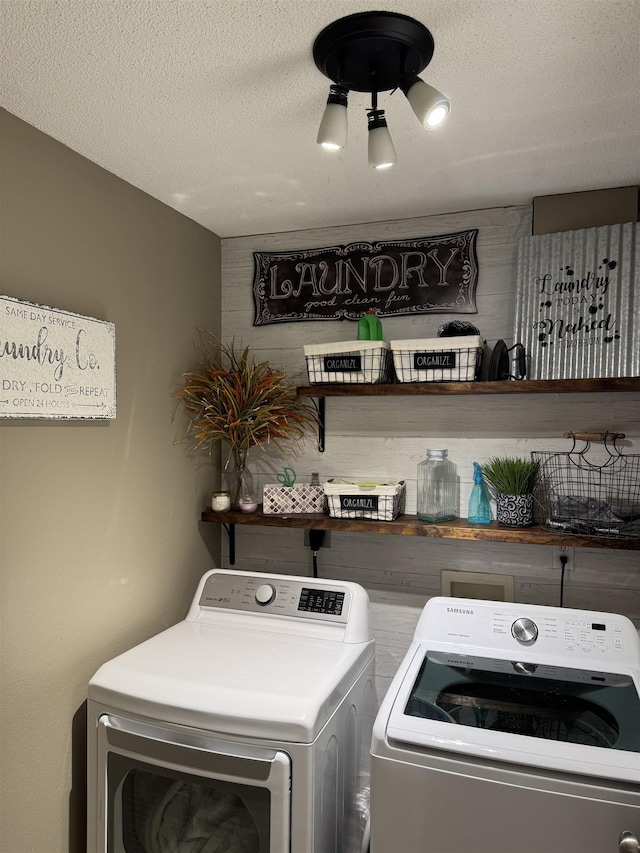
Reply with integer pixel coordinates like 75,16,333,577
317,397,325,452
307,396,326,452
222,522,236,565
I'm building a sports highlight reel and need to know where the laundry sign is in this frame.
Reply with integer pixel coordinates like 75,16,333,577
253,230,478,325
0,295,116,419
514,223,639,379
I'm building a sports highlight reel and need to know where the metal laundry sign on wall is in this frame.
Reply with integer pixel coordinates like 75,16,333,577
252,229,478,326
514,222,639,379
0,295,116,419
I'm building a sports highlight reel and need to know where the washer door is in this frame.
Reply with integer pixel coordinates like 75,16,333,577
96,715,290,853
387,646,640,781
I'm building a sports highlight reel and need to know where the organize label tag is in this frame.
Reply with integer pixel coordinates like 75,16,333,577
413,351,457,370
323,355,362,372
339,494,379,512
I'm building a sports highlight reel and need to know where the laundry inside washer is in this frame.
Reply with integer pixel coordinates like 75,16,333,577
404,650,638,748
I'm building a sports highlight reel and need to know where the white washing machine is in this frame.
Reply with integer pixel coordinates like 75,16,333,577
371,597,640,853
87,569,376,853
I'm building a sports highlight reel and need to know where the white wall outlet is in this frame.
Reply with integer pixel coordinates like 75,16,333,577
553,545,573,570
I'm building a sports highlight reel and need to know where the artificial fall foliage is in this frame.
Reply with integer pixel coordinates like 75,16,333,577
178,333,318,473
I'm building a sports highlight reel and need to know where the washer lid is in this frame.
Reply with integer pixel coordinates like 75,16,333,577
383,641,640,783
89,620,374,742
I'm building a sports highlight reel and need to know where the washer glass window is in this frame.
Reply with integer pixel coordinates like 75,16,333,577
404,651,640,751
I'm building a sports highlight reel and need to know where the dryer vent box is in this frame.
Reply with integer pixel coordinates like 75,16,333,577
441,570,514,602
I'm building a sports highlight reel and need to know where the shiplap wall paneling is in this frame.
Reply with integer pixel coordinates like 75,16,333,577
222,206,532,380
220,204,640,696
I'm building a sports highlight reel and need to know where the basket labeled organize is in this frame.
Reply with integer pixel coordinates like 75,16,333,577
324,479,406,521
532,432,640,539
390,335,483,383
304,341,393,385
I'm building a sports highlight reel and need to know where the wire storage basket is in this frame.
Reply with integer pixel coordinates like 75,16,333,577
303,341,393,385
389,335,484,383
532,433,640,539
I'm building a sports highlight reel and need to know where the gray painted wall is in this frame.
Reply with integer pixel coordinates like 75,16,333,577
0,110,222,853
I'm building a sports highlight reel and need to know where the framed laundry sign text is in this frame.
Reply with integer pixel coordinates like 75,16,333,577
0,296,116,419
253,229,478,326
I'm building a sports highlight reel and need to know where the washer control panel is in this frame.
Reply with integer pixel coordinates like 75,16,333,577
482,610,630,655
498,611,628,655
198,572,350,622
418,598,638,665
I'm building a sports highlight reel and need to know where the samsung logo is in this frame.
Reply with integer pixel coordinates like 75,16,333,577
447,607,474,615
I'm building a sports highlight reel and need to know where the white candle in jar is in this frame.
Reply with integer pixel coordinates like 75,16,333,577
211,491,231,512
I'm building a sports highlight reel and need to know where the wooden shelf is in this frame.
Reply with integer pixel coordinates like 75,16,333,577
205,377,640,561
201,509,640,551
297,377,640,397
296,376,640,451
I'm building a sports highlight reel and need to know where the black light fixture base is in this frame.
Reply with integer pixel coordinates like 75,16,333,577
313,11,435,93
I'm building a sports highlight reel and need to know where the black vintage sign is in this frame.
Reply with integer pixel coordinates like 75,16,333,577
253,230,478,326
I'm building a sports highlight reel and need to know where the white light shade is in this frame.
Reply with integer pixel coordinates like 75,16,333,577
317,87,348,150
368,123,396,169
404,77,450,128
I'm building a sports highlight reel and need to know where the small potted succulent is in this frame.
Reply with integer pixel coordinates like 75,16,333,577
481,456,541,527
177,333,318,509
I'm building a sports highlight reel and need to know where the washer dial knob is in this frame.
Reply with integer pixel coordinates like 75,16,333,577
511,617,538,644
255,584,276,606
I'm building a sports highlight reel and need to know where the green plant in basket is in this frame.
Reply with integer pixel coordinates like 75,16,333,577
177,332,319,505
481,456,541,496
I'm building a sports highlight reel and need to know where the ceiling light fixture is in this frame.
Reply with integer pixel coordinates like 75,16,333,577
313,11,450,168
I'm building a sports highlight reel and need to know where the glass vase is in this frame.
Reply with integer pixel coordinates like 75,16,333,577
417,449,458,523
226,456,257,511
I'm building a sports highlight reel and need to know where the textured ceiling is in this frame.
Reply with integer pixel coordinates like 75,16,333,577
2,0,639,238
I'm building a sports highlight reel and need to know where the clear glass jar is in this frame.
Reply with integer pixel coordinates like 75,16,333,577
417,449,458,522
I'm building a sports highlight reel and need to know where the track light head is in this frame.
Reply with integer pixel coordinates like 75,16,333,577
367,110,396,170
317,85,348,150
400,74,450,128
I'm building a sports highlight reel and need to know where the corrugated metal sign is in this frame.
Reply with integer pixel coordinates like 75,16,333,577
514,223,639,379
